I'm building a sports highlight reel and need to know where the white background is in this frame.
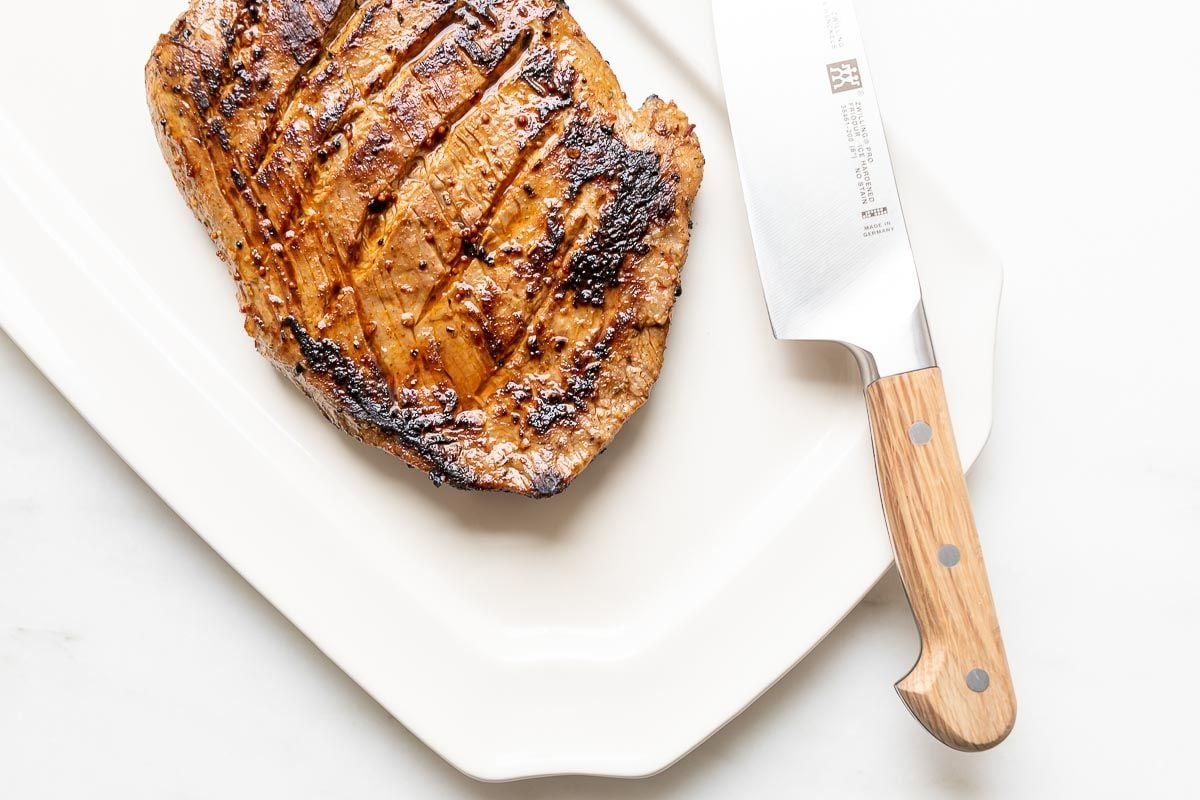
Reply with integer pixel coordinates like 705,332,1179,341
2,0,1198,796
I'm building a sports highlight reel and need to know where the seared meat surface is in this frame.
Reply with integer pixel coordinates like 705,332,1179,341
146,0,704,496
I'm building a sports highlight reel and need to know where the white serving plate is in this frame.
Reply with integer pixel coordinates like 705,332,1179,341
0,0,1001,781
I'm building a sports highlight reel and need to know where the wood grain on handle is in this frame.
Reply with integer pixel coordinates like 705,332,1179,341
865,368,1016,752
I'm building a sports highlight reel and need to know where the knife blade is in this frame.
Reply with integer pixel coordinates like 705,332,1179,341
714,0,1016,751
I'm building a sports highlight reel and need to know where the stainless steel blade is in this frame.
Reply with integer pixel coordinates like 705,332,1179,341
713,0,935,379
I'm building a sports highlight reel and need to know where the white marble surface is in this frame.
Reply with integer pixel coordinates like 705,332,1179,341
3,0,1199,796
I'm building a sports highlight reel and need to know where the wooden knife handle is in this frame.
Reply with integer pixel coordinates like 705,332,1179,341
865,367,1016,751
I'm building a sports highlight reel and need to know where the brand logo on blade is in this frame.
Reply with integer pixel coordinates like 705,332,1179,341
826,59,862,93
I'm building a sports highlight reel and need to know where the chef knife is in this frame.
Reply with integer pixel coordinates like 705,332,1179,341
713,0,1016,750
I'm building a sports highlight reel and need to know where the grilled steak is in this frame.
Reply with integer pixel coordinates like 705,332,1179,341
146,0,704,497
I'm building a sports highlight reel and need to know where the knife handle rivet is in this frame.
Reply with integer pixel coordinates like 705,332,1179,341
938,544,961,568
966,668,991,694
908,421,934,446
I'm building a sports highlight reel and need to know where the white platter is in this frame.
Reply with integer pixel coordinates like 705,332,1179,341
0,0,1001,781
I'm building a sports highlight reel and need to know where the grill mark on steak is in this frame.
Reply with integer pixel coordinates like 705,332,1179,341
354,135,553,393
212,1,359,166
251,1,460,195
478,43,576,218
219,147,310,307
228,3,525,357
453,8,521,72
455,209,573,370
353,174,454,370
335,18,540,261
275,0,325,65
498,209,582,342
345,33,528,252
464,117,675,373
412,39,465,79
498,310,634,436
259,0,361,135
180,0,250,103
236,2,467,333
283,317,478,488
314,8,468,155
306,8,545,260
209,0,248,77
406,43,575,330
196,1,365,315
482,210,571,365
329,26,539,397
557,118,680,307
342,0,396,48
151,43,297,326
466,157,615,381
212,1,273,118
313,0,344,24
172,35,226,116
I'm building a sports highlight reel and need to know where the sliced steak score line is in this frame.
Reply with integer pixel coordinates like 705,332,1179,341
285,4,549,302
147,0,705,497
350,41,582,392
301,5,559,395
